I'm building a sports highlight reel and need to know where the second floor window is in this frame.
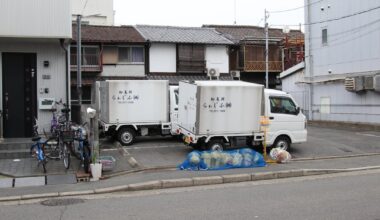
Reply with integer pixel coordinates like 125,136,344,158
118,47,144,63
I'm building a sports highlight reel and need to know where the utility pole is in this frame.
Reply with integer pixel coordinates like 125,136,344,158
76,15,82,107
264,9,269,88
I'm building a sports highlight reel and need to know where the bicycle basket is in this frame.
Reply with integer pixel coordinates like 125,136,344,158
61,130,75,142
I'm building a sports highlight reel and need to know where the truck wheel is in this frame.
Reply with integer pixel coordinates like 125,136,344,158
273,136,291,151
118,128,136,146
207,139,224,151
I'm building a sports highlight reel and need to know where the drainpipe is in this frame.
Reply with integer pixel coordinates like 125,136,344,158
60,39,71,119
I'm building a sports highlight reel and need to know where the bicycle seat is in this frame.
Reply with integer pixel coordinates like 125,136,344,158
61,108,70,113
32,136,41,142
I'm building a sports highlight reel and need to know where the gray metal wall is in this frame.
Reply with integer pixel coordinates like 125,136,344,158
0,0,71,39
304,0,380,123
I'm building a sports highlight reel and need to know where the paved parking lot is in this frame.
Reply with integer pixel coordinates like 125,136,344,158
112,125,380,169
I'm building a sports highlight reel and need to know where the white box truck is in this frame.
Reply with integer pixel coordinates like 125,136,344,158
176,81,307,151
99,80,178,145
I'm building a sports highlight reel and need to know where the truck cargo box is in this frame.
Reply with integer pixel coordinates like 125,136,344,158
178,81,264,135
99,80,169,124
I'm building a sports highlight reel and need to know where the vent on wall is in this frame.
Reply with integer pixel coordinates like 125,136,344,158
344,77,365,92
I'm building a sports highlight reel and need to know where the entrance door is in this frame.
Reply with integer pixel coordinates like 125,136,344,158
2,53,37,138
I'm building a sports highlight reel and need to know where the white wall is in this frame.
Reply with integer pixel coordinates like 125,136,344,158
205,45,229,73
102,64,145,77
0,39,67,132
149,43,176,73
0,0,71,38
281,70,310,117
71,0,114,26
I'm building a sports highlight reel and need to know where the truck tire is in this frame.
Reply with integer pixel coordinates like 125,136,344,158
207,139,225,151
273,136,291,151
118,127,136,146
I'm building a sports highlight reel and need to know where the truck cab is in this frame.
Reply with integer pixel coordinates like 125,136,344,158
264,89,307,150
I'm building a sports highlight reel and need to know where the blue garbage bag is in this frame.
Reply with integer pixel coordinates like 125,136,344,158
178,148,266,171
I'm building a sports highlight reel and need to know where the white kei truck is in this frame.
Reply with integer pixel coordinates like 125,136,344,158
98,80,178,145
176,80,307,151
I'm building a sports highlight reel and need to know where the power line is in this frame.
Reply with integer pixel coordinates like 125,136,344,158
272,5,380,27
305,5,380,26
269,0,322,14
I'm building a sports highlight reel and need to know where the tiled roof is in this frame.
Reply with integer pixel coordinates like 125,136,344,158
135,25,233,45
147,73,233,85
72,24,145,43
204,25,304,44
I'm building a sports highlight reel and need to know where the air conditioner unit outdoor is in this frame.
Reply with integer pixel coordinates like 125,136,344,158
344,77,364,92
374,74,380,92
207,68,220,78
230,70,240,79
364,76,374,90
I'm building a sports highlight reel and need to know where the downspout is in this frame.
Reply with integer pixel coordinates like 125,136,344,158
60,39,71,118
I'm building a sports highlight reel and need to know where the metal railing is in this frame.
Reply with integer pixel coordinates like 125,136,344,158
177,60,206,73
244,61,283,72
70,54,101,72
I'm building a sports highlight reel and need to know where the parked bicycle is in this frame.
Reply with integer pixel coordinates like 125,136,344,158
72,123,91,173
30,118,49,173
58,103,72,170
43,100,72,170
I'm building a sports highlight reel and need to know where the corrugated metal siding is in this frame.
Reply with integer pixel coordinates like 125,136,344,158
0,39,67,132
305,0,380,123
307,0,380,76
0,0,71,38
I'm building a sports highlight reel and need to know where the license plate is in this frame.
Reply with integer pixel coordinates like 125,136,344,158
184,136,191,144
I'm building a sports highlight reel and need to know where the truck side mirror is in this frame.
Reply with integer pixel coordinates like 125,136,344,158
295,107,301,115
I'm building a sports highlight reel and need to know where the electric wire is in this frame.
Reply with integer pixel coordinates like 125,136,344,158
269,0,323,14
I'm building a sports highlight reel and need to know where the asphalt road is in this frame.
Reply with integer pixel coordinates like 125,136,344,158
109,125,380,168
1,169,379,220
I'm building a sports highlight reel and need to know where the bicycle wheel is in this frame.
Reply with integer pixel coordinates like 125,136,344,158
63,142,71,169
83,145,91,173
42,159,47,173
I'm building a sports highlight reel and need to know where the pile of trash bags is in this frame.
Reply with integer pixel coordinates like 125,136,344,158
179,148,266,171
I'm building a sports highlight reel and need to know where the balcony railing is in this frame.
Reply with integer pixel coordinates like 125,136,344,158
244,61,283,72
70,54,101,72
177,60,206,73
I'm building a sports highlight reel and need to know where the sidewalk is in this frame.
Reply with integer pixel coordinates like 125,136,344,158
0,154,379,198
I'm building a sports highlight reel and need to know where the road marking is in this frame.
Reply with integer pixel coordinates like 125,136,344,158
356,132,380,138
100,148,118,152
124,145,183,150
122,147,130,156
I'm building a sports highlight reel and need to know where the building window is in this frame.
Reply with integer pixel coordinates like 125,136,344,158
70,45,100,66
322,28,328,45
270,97,298,115
118,46,144,63
177,44,205,73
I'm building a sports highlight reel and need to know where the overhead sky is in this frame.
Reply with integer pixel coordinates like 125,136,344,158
114,0,304,30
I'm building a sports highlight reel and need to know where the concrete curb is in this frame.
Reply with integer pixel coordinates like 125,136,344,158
1,165,380,203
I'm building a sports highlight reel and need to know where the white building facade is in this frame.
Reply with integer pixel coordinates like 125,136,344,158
0,0,72,138
304,0,380,123
71,0,114,26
